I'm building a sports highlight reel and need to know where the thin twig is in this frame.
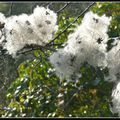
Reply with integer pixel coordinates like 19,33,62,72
17,47,38,55
46,2,53,8
108,36,120,41
0,79,7,90
17,44,57,55
46,2,96,47
41,2,52,8
8,2,13,16
64,93,76,107
56,2,70,14
63,86,83,109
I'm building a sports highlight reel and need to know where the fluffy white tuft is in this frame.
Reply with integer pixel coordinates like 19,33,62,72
106,38,120,82
0,6,58,57
0,12,6,24
111,82,120,116
49,11,111,80
106,38,120,116
0,13,6,44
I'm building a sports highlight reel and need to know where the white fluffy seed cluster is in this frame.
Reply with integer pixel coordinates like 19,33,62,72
106,38,120,82
0,13,6,44
49,11,111,80
106,38,120,116
0,6,58,57
111,82,120,116
112,75,120,116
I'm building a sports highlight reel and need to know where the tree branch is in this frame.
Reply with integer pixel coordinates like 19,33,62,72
108,36,120,41
62,85,83,111
46,2,96,47
8,2,13,16
0,78,7,90
40,2,52,8
17,44,57,55
56,2,70,14
17,45,42,55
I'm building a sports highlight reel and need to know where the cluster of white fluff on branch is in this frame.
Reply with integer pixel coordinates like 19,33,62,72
111,82,120,116
106,37,120,82
0,6,58,57
49,11,111,81
106,37,120,116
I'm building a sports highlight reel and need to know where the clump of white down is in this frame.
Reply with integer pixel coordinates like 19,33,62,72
0,13,6,44
49,11,111,81
111,82,120,116
107,38,120,116
107,38,120,82
0,6,58,57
